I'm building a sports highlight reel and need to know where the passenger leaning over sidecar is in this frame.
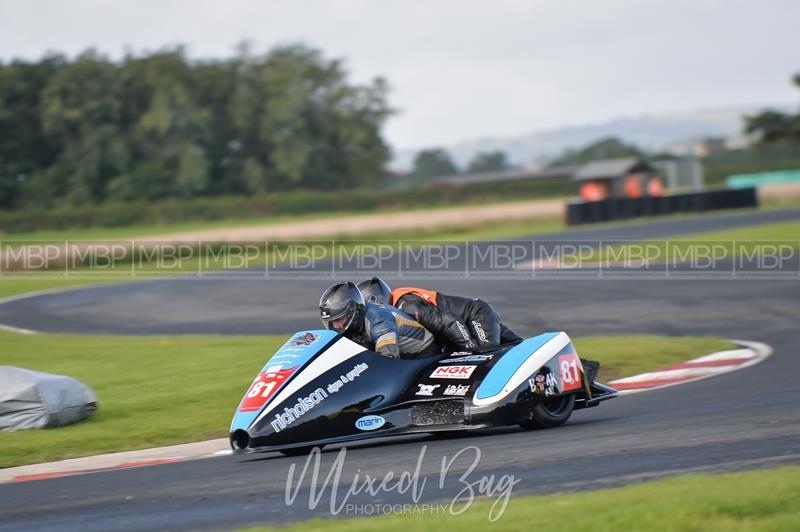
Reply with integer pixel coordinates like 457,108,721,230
356,277,601,382
356,277,523,352
319,281,440,358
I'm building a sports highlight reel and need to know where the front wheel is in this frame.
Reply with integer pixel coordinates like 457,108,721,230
520,394,575,429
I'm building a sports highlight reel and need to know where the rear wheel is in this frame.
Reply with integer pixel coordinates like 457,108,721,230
520,394,575,429
278,445,324,457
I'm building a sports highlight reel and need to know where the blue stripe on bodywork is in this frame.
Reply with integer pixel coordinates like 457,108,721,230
476,332,560,400
230,329,337,432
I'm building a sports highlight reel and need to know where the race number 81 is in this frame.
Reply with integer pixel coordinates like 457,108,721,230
239,367,295,412
558,353,583,392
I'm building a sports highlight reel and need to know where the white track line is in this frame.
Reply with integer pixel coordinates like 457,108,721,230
0,281,139,334
0,322,38,335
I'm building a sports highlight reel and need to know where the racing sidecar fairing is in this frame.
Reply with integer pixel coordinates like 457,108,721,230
229,329,617,455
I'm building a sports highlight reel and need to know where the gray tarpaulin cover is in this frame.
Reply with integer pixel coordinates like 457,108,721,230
0,366,97,431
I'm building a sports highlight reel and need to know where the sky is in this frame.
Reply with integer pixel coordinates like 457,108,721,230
1,0,798,151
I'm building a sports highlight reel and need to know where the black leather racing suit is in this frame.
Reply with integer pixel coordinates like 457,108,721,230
348,302,440,358
392,289,523,352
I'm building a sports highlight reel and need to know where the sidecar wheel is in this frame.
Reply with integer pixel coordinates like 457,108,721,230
520,394,575,429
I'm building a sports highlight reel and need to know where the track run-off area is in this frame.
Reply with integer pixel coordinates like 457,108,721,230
1,208,799,531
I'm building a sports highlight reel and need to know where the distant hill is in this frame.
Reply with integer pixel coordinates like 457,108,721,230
391,103,794,171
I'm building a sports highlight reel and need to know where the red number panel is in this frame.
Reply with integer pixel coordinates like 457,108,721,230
558,353,583,392
239,367,296,412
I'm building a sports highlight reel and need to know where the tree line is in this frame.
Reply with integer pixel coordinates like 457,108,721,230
407,149,511,184
746,74,800,145
0,44,392,210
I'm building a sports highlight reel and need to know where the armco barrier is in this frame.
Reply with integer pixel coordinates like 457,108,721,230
566,187,758,225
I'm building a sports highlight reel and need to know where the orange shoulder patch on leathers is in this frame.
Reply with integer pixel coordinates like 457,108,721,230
390,287,438,307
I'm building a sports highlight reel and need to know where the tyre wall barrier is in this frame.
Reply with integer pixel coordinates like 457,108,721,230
565,187,758,225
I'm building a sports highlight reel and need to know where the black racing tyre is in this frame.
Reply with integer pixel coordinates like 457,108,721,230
520,394,576,429
278,445,324,457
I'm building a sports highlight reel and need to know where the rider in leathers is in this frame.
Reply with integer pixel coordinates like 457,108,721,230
356,278,601,381
356,278,523,352
320,281,439,358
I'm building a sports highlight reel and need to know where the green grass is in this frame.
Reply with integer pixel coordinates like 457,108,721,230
0,216,566,283
0,199,568,244
242,466,800,531
0,208,399,244
673,218,800,242
573,335,733,382
761,195,800,210
0,331,285,468
568,218,800,264
0,331,732,468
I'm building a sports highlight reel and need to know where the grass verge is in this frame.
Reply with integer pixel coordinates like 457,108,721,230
0,198,568,244
573,335,732,382
241,466,800,531
0,332,732,468
566,218,800,264
0,215,565,289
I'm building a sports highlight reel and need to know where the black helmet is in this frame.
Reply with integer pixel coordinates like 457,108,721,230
356,277,392,306
319,281,366,336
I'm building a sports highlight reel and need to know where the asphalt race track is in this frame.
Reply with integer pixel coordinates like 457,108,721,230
1,208,799,531
2,207,800,336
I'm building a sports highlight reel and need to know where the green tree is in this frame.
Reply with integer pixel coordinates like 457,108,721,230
0,55,65,208
241,156,268,193
38,50,126,205
124,49,211,199
0,42,394,211
745,75,800,144
175,144,210,195
231,44,391,191
409,148,458,183
549,137,644,167
466,150,509,174
745,111,800,143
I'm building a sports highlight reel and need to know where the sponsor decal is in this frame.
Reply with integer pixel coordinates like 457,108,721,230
471,321,488,342
442,354,493,363
270,353,300,360
456,322,472,343
270,362,369,432
415,384,441,396
326,362,369,394
240,366,297,412
355,415,386,431
558,353,583,392
443,384,470,396
449,351,473,357
290,332,319,346
270,387,328,432
430,365,477,379
529,371,558,396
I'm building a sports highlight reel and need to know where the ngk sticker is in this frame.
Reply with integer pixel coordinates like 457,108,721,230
430,365,476,379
